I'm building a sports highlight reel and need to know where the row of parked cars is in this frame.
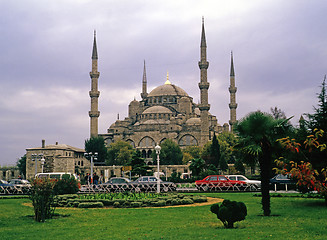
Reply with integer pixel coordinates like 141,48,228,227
0,179,31,187
194,174,296,191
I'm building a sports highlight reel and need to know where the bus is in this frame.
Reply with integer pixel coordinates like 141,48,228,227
35,172,78,180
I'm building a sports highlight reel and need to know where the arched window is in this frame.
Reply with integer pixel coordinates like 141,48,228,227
138,136,156,148
178,135,198,146
141,150,147,158
126,139,135,148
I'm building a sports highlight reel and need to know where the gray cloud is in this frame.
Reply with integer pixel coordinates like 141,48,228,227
0,0,326,165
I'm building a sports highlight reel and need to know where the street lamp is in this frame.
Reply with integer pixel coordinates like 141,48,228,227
31,153,44,176
155,144,161,193
84,152,98,184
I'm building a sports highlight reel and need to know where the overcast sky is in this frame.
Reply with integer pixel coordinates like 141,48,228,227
0,0,326,166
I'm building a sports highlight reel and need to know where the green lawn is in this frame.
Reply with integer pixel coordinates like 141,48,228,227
0,193,326,240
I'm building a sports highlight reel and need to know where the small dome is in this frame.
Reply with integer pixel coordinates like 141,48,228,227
148,84,188,97
186,118,201,125
143,106,172,114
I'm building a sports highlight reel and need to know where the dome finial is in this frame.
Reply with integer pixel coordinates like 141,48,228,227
165,71,171,85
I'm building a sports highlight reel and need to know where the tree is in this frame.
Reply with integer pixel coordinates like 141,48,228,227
106,140,135,166
210,133,221,168
154,139,183,165
234,159,245,174
270,106,286,119
85,137,108,164
235,111,290,216
303,76,327,170
276,129,327,204
16,154,26,178
131,150,150,177
217,132,238,164
182,146,202,164
189,158,206,178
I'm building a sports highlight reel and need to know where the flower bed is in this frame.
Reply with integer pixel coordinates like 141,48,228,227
53,193,207,208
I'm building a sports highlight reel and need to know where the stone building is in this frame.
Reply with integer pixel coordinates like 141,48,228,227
90,19,237,161
25,140,89,179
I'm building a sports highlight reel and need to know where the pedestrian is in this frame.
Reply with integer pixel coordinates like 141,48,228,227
93,173,99,185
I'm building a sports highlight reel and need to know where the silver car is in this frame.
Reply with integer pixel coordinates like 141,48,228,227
226,175,261,189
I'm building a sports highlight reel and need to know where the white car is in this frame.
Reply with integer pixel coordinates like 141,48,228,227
226,175,261,189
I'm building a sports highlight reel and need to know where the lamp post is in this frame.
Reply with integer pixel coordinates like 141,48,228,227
84,152,98,184
31,153,44,176
155,144,161,193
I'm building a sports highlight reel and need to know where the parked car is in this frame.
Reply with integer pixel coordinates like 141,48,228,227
130,176,176,192
8,179,31,187
195,175,247,191
97,177,132,192
226,175,261,189
270,174,297,190
104,177,131,184
0,179,12,187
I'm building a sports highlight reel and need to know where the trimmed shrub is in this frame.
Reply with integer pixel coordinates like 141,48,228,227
210,199,247,228
193,197,207,203
180,198,194,205
131,202,142,208
171,199,180,205
113,202,120,208
78,202,104,208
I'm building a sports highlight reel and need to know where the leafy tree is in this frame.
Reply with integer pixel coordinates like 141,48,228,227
106,140,135,166
182,145,202,164
154,139,183,165
189,158,206,178
217,132,238,164
235,111,290,216
131,150,150,177
276,129,327,204
85,137,108,164
303,76,327,170
270,106,287,119
234,159,245,174
16,154,26,178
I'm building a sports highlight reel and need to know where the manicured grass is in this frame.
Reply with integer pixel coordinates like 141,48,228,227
0,193,326,239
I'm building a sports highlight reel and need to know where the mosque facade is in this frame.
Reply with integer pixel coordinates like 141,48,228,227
89,20,237,161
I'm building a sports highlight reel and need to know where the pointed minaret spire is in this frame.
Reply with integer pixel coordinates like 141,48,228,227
92,30,98,60
198,17,210,145
89,31,100,138
141,60,148,99
201,16,206,48
230,51,235,77
229,51,237,132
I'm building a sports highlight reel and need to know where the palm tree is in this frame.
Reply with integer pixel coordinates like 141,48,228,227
235,111,290,216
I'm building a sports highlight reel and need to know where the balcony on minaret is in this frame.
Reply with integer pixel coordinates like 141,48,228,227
229,86,237,93
89,91,100,98
198,82,210,89
89,111,100,118
198,103,210,111
198,61,209,69
229,103,238,109
89,72,100,78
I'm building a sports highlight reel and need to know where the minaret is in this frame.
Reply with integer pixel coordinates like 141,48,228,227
141,60,148,99
229,51,237,132
198,18,210,145
89,31,100,138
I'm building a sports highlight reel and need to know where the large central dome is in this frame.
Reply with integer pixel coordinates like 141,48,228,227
148,83,189,97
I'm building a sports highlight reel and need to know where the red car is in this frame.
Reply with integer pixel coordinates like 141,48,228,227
195,175,247,191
